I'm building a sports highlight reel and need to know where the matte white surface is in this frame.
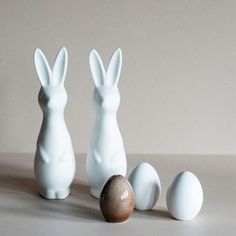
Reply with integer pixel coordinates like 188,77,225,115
0,154,235,236
128,162,161,210
166,171,203,220
0,0,235,154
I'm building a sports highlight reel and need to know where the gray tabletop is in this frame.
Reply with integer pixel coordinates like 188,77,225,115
0,154,235,236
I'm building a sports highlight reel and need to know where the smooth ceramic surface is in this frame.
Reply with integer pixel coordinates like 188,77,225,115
128,162,161,210
34,47,76,199
100,175,134,222
166,171,203,221
86,48,127,198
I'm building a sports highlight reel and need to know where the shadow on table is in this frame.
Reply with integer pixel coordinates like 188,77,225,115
0,177,102,222
0,160,102,222
0,157,171,222
0,175,38,196
133,208,172,220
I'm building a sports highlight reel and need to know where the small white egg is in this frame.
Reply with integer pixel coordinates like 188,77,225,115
166,171,203,221
128,162,161,210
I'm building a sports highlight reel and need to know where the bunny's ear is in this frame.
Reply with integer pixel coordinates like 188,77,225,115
89,49,105,87
34,48,51,87
52,47,68,85
106,48,122,86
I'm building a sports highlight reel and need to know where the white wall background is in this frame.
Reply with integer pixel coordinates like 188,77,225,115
0,0,235,154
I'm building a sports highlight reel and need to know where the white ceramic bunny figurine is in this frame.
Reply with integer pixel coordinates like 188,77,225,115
86,48,127,198
34,47,76,200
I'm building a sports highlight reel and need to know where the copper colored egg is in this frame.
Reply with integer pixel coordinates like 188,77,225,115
99,175,134,222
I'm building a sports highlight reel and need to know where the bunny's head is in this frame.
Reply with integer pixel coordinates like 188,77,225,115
34,47,68,113
89,48,122,112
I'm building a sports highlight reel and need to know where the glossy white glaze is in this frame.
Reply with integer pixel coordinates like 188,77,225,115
86,49,127,198
34,47,76,199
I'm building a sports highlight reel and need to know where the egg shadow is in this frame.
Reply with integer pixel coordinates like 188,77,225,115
133,208,172,221
70,181,103,221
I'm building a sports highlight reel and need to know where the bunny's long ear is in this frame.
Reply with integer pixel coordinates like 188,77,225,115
89,49,105,87
52,47,68,85
34,48,51,87
106,48,122,86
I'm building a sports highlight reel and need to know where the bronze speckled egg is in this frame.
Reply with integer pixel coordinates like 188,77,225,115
99,175,134,222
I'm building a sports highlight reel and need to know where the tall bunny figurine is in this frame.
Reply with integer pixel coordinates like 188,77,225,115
34,47,76,200
86,48,127,198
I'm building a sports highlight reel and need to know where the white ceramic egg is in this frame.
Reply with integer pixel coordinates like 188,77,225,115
166,171,203,221
128,162,161,210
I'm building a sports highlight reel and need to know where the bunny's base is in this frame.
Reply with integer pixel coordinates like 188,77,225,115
90,187,101,199
39,188,70,200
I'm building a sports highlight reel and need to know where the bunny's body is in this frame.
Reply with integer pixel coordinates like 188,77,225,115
34,47,75,199
86,49,127,198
